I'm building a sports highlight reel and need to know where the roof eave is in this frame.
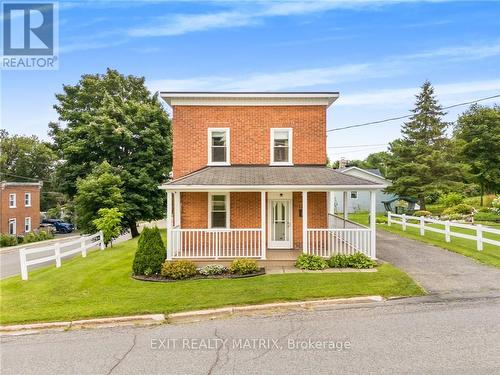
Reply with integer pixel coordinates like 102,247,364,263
159,184,386,191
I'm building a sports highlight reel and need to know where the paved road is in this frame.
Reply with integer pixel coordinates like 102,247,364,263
1,294,499,374
377,230,500,295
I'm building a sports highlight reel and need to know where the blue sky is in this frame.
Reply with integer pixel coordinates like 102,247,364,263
1,0,500,162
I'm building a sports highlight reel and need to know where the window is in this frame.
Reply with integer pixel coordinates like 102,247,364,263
208,128,230,165
350,191,358,199
25,193,31,207
271,128,292,165
9,193,16,208
209,193,229,228
8,219,16,235
25,217,31,232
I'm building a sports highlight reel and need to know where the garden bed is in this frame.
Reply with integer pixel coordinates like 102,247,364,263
132,268,266,282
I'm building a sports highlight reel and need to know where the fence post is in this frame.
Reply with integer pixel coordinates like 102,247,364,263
20,248,28,280
99,231,105,250
402,214,407,231
55,243,61,268
387,212,392,226
445,221,451,242
81,236,87,257
476,224,483,251
419,216,425,236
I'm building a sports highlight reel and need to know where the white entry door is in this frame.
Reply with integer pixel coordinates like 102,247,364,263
269,198,292,248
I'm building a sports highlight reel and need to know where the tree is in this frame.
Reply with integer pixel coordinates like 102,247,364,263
93,208,124,247
74,161,124,233
132,227,165,276
386,81,463,210
49,69,172,237
363,152,391,177
454,104,500,205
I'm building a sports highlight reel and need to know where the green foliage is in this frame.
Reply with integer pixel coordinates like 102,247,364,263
414,210,432,217
328,253,376,269
376,216,388,224
23,232,38,244
161,260,197,280
229,259,260,274
454,104,500,196
0,234,18,247
92,208,124,247
442,204,474,215
132,227,165,275
46,206,61,219
295,254,328,270
198,264,228,276
386,81,464,209
75,161,124,234
49,69,172,237
474,212,500,222
438,192,464,207
463,194,496,208
37,230,53,241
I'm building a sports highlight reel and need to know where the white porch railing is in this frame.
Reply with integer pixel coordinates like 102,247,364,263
171,228,263,259
307,228,373,258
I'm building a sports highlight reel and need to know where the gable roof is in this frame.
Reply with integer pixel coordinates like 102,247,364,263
339,166,389,183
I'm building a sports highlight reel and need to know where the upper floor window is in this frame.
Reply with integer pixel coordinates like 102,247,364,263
208,128,230,165
9,193,16,208
25,193,31,207
271,128,293,165
209,193,229,228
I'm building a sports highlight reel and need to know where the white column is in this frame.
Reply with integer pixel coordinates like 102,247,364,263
342,191,348,228
302,191,308,254
174,192,181,227
261,191,266,260
370,190,377,259
166,191,173,260
326,191,332,228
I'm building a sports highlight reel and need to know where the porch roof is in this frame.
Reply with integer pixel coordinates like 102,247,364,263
160,166,386,191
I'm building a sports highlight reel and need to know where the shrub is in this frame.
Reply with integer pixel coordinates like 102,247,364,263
198,264,228,276
161,260,197,279
346,253,377,269
439,192,464,207
327,254,350,268
229,259,260,275
295,254,328,270
132,227,165,276
414,210,432,217
425,191,441,204
0,234,18,247
442,204,474,216
474,212,500,223
376,217,388,224
23,232,38,244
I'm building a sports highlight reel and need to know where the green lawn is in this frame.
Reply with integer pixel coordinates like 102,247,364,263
0,233,423,325
348,212,500,268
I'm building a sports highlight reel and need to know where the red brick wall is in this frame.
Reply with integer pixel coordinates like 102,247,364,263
230,192,260,228
0,185,41,234
172,105,327,178
292,192,327,250
180,192,208,229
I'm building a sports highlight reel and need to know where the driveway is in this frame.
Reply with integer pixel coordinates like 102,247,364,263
377,230,500,295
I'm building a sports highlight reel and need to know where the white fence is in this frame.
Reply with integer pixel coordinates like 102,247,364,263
171,228,263,259
19,231,104,280
388,212,500,250
307,228,374,258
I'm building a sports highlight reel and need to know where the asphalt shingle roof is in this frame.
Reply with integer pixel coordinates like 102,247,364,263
166,166,381,186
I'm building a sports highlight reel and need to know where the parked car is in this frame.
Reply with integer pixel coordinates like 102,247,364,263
41,219,74,233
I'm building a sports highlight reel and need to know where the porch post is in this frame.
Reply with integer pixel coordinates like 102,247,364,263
370,190,377,259
302,191,308,254
174,192,181,227
261,191,266,260
166,191,173,260
342,191,348,228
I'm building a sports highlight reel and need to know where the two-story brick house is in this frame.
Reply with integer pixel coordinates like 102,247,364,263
0,181,42,235
159,92,385,265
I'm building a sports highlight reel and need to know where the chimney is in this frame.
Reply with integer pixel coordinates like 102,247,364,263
338,157,347,169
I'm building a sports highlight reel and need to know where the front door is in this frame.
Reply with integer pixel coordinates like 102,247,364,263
269,197,292,249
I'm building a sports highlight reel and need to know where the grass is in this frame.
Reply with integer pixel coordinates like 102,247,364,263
348,212,500,268
0,232,423,325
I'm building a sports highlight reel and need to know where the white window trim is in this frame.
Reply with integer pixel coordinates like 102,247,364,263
25,217,32,232
9,193,16,208
208,192,230,229
25,192,31,207
8,218,16,235
207,128,231,166
270,128,293,166
350,191,358,199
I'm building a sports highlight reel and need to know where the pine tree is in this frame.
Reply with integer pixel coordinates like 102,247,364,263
386,81,463,209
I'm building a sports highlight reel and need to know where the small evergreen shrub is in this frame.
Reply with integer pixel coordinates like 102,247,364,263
161,260,197,279
295,254,328,270
442,204,474,216
229,259,259,275
414,210,432,217
346,253,377,269
23,232,38,244
327,254,350,268
0,234,18,247
198,264,228,276
132,227,165,275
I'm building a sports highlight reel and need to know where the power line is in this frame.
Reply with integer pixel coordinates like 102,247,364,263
328,94,500,132
328,143,388,149
0,172,52,183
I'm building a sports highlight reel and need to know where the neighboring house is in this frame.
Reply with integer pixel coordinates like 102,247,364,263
0,181,42,235
332,167,395,213
159,92,386,264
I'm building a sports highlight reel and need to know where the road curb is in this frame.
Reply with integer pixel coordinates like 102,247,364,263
1,296,385,336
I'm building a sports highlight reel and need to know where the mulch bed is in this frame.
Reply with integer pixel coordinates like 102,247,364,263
132,268,266,282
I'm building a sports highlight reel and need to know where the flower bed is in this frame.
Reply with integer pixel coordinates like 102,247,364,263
132,268,266,282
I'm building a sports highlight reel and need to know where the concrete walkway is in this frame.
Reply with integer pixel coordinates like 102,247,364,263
377,230,500,295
